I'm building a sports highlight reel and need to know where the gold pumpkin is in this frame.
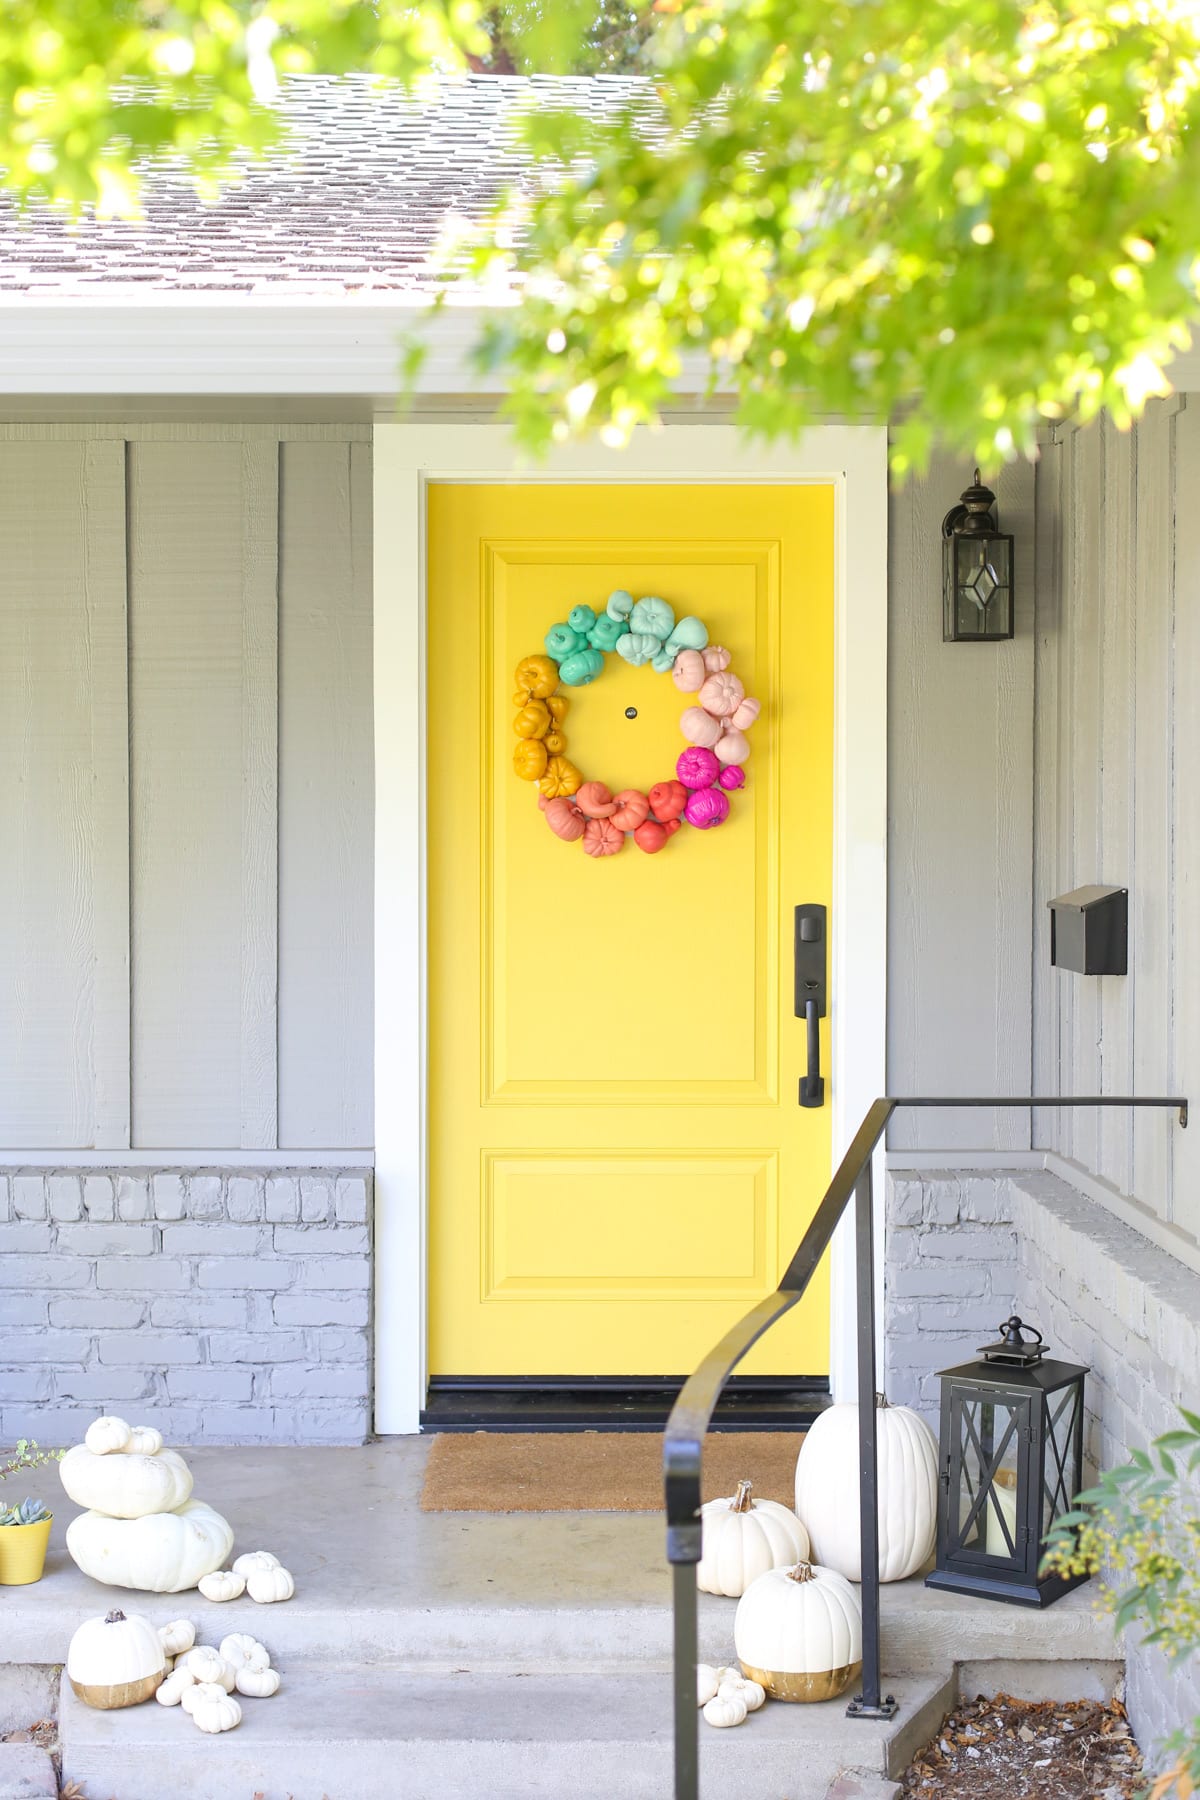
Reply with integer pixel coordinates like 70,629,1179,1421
513,740,549,783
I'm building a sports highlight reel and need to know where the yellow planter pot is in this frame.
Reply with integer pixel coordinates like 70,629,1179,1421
0,1515,52,1585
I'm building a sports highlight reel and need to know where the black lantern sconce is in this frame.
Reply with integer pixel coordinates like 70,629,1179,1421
926,1316,1089,1607
942,469,1015,642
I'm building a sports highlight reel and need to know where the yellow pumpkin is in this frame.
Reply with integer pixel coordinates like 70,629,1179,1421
513,739,549,782
538,756,582,799
545,695,569,723
514,701,552,740
543,727,568,755
514,655,559,700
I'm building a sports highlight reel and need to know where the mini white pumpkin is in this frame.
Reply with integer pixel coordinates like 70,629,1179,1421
66,1497,234,1593
794,1396,939,1583
703,1692,747,1729
718,1675,766,1713
231,1550,280,1575
188,1684,242,1734
60,1443,194,1520
84,1416,133,1457
696,1664,720,1707
180,1646,235,1692
235,1666,280,1699
246,1565,294,1604
155,1668,196,1707
158,1619,195,1658
697,1479,811,1598
180,1681,206,1716
198,1569,245,1602
734,1561,863,1703
127,1426,164,1457
66,1608,166,1710
219,1633,270,1674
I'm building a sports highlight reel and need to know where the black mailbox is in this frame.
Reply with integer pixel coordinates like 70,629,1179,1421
1049,885,1128,976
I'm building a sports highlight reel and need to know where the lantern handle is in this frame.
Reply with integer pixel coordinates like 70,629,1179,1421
998,1314,1042,1350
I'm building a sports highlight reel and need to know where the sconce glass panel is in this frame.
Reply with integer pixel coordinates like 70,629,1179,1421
943,533,1014,642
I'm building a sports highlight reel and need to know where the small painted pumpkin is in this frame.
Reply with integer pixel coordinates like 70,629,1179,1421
702,645,732,672
614,631,661,668
567,604,597,634
235,1665,281,1698
84,1416,133,1456
698,671,745,717
575,780,617,820
648,779,688,823
543,726,568,755
581,818,624,858
190,1684,242,1734
697,1664,721,1706
718,766,746,791
587,613,629,652
633,819,674,854
698,1479,811,1598
605,588,634,621
158,1619,196,1658
714,727,750,767
672,649,707,693
544,798,585,842
155,1668,196,1706
538,756,583,799
734,1561,863,1703
545,622,585,661
544,695,569,723
246,1565,295,1604
219,1633,270,1674
665,615,708,655
181,1646,236,1692
558,647,605,687
676,747,721,790
513,700,552,740
729,696,761,731
630,595,675,640
231,1551,280,1575
198,1569,245,1603
127,1426,163,1456
703,1692,748,1729
719,1675,765,1712
609,789,649,831
514,655,558,700
685,787,731,829
67,1608,166,1711
512,739,548,783
679,706,723,749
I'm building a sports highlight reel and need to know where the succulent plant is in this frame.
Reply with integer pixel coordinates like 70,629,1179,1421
0,1497,52,1526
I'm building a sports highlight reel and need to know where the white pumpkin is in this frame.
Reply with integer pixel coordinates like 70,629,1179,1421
188,1684,242,1734
734,1561,863,1703
198,1569,245,1602
794,1397,938,1583
66,1608,166,1710
127,1426,164,1457
84,1416,133,1457
158,1619,195,1658
696,1664,720,1707
66,1497,234,1593
246,1565,294,1604
219,1633,270,1674
60,1444,194,1520
155,1668,196,1707
697,1479,810,1598
180,1646,236,1692
231,1550,279,1575
702,1692,747,1728
235,1666,280,1699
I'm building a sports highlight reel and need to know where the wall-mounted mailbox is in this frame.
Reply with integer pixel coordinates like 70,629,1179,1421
1049,885,1128,976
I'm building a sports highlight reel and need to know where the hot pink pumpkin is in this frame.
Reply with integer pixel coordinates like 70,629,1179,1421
702,645,732,673
582,817,624,857
698,671,745,718
679,705,723,749
718,765,747,791
684,786,731,829
671,649,707,693
610,789,650,831
729,695,760,731
676,746,721,790
714,726,750,766
575,780,617,819
544,797,585,841
649,779,688,823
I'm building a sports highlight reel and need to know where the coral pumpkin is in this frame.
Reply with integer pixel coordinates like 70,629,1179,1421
610,789,650,831
649,779,688,822
634,818,680,854
544,798,585,842
576,781,617,819
582,818,624,857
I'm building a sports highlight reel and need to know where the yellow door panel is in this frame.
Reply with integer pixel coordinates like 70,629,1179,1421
427,484,834,1376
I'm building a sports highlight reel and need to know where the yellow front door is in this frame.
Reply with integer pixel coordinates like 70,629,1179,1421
427,483,834,1377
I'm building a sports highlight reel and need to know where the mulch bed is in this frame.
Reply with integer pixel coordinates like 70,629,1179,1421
900,1694,1146,1800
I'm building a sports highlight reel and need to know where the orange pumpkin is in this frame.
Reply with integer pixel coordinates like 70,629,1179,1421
513,739,549,782
514,655,559,700
538,756,582,799
544,727,569,755
514,700,552,740
545,695,569,723
610,789,650,831
576,780,617,820
582,818,624,857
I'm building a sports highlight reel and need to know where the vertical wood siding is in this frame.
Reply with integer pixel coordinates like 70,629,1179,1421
0,427,372,1152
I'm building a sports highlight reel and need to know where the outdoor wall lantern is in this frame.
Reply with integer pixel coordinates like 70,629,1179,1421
942,469,1015,641
926,1316,1089,1607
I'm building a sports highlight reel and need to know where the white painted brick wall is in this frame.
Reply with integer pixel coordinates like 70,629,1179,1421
884,1164,1200,1772
0,1168,373,1447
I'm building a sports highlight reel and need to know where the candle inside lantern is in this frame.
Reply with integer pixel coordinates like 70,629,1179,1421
986,1468,1019,1557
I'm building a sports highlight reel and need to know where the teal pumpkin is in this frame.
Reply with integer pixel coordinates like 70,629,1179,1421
631,595,675,640
615,632,661,668
568,604,597,634
558,647,605,686
587,615,629,653
606,589,634,622
545,623,585,661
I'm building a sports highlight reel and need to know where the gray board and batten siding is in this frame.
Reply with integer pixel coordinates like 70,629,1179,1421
0,425,373,1156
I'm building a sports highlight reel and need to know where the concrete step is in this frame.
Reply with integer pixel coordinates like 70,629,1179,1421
0,1742,56,1800
60,1667,954,1800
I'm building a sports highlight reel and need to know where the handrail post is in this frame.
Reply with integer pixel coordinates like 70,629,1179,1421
672,1559,699,1800
845,1156,897,1720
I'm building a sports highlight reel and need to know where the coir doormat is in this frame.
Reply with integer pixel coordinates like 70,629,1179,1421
419,1430,802,1512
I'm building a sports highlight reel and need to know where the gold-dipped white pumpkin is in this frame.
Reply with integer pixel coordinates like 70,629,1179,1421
67,1608,166,1710
794,1397,938,1583
66,1497,234,1593
734,1561,863,1703
697,1479,810,1598
60,1443,194,1520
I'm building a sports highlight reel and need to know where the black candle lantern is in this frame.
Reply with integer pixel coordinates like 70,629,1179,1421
926,1316,1088,1607
942,469,1014,641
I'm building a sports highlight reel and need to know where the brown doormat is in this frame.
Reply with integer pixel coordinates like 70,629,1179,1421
420,1430,802,1513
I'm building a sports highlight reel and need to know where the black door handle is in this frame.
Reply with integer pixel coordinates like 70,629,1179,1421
795,904,826,1109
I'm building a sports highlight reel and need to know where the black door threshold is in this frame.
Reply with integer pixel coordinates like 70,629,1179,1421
420,1375,831,1433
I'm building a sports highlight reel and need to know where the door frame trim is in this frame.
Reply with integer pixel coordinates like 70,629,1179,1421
373,422,888,1432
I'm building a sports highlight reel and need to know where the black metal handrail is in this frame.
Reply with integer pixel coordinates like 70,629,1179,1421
663,1094,1188,1800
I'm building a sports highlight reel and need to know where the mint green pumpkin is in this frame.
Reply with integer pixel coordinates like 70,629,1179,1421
587,615,629,652
606,589,634,623
545,622,585,661
558,646,605,686
664,615,708,655
631,596,675,640
650,647,677,673
568,604,597,634
615,631,662,668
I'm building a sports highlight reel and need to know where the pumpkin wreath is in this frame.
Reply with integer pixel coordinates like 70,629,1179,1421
513,588,760,857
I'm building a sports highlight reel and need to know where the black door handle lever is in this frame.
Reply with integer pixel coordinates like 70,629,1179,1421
800,997,824,1107
795,904,826,1109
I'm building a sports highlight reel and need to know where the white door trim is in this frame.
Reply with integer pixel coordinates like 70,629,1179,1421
372,422,888,1432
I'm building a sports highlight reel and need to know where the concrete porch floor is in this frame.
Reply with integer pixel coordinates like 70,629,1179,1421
1,1440,1123,1800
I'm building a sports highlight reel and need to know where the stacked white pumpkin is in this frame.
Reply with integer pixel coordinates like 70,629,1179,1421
65,1609,281,1735
61,1417,234,1595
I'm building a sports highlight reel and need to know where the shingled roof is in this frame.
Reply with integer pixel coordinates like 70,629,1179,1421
0,74,644,299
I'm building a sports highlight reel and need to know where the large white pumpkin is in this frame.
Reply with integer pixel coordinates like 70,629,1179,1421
66,1498,234,1593
794,1397,938,1583
60,1444,194,1520
734,1561,863,1702
67,1608,166,1709
697,1479,810,1598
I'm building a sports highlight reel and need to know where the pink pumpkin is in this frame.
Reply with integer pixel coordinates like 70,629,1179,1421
679,705,723,749
671,649,707,693
698,671,745,718
649,779,688,823
684,786,731,829
582,817,624,857
729,695,760,731
544,797,585,841
702,645,732,673
718,765,746,791
610,789,650,831
715,726,750,766
676,746,721,790
575,780,617,819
